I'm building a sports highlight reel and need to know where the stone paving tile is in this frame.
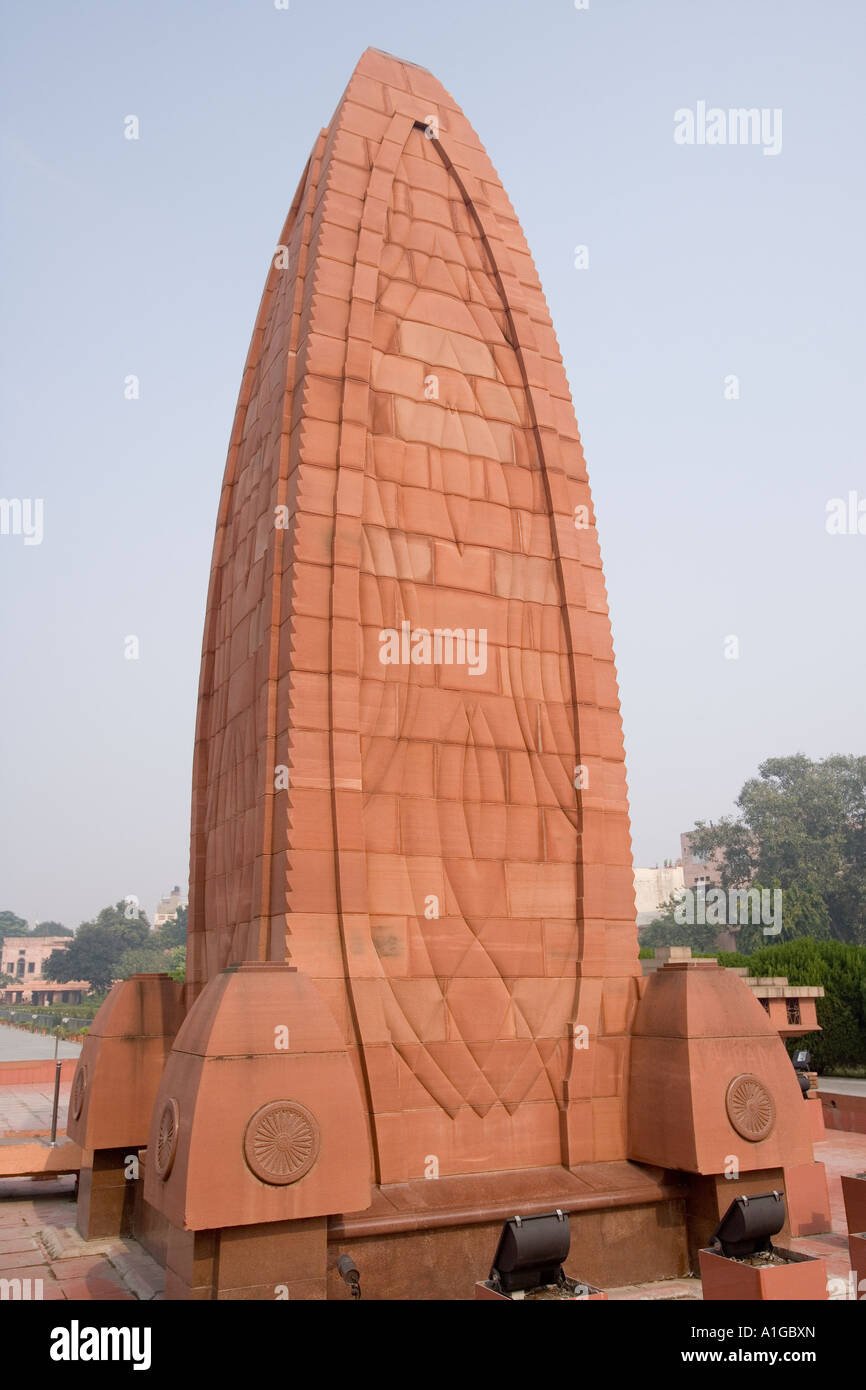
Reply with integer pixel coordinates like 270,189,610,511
0,1262,51,1282
48,1256,126,1283
0,1234,41,1255
0,1246,49,1269
54,1277,135,1301
35,1282,70,1300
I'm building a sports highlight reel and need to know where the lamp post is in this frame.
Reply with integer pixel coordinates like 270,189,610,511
49,1017,70,1147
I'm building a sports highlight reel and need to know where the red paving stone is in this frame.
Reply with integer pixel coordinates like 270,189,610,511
0,1235,40,1255
30,1282,69,1300
0,1262,52,1281
54,1277,135,1301
48,1256,126,1282
0,1247,48,1268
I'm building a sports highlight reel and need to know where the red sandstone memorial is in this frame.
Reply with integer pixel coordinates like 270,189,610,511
68,48,832,1299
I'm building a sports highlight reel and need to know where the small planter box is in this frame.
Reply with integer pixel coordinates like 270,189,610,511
476,1277,606,1301
849,1232,866,1300
699,1245,827,1301
841,1173,866,1235
700,1190,827,1301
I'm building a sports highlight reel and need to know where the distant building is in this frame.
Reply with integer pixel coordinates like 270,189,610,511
154,886,186,933
680,831,726,891
634,862,685,927
0,936,87,1004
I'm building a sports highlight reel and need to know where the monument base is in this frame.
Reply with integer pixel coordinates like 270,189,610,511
163,1218,328,1301
149,1160,688,1299
130,1148,171,1266
326,1163,689,1299
683,1161,831,1267
67,972,183,1241
76,1146,137,1241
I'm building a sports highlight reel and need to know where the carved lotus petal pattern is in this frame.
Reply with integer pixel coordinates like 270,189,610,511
70,1065,87,1121
243,1101,320,1185
154,1097,179,1180
725,1073,776,1142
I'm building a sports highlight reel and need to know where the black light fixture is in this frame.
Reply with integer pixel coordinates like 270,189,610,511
708,1191,786,1261
791,1049,811,1096
336,1253,361,1300
488,1210,572,1296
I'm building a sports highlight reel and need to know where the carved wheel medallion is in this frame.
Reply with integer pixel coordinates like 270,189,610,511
726,1073,776,1142
70,1065,87,1121
154,1098,179,1180
243,1101,320,1185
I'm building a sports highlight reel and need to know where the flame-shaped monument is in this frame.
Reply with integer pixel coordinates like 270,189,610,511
69,50,828,1299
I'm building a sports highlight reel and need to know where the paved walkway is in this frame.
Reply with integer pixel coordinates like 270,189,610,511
819,1077,866,1097
0,1024,81,1061
0,1082,71,1137
0,1176,160,1301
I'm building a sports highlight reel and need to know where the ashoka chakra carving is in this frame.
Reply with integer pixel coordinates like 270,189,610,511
726,1073,776,1142
70,1065,87,1120
243,1101,320,1185
154,1097,179,1180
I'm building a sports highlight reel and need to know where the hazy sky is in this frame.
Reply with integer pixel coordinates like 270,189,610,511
1,0,863,929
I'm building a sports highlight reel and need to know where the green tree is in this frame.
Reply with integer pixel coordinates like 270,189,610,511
114,947,173,979
0,911,27,940
689,755,866,946
154,903,187,950
29,921,72,937
45,901,152,993
728,881,833,954
167,944,186,984
639,896,720,953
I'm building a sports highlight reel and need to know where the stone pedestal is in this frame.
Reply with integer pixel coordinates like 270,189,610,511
76,1146,138,1240
165,1218,328,1300
627,960,831,1262
685,1168,792,1270
143,963,370,1300
66,973,184,1240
